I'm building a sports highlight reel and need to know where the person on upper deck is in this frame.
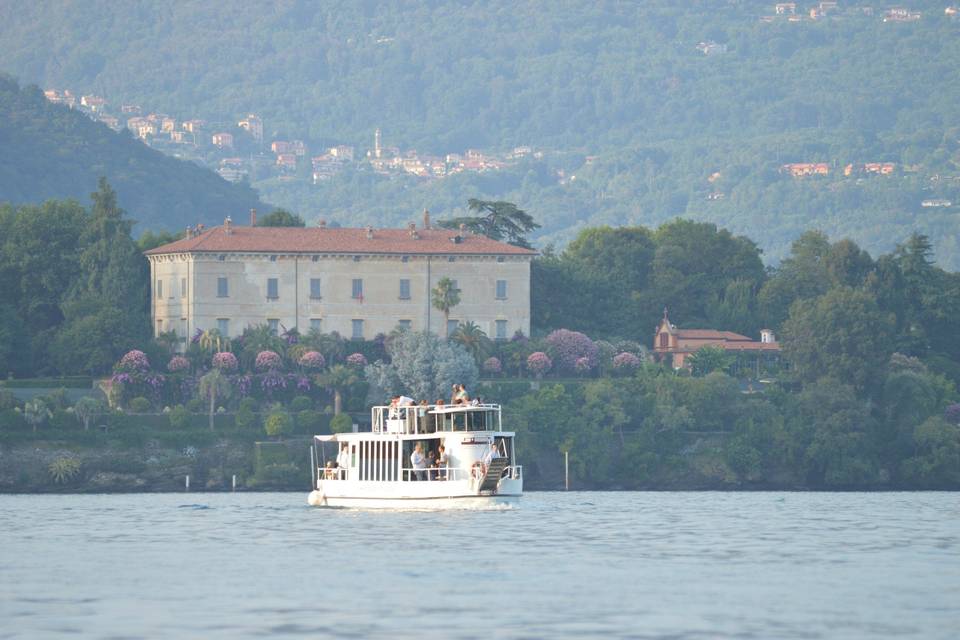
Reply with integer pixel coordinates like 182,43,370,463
336,443,350,479
454,384,470,405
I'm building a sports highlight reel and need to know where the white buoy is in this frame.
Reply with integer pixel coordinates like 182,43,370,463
232,474,237,491
564,451,569,491
185,475,190,491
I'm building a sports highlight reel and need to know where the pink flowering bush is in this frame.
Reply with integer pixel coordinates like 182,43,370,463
213,351,239,372
346,353,367,367
946,403,960,425
612,352,642,373
545,329,598,373
167,355,190,373
483,357,502,374
574,357,592,374
299,351,326,370
116,350,150,372
255,350,282,371
526,352,552,377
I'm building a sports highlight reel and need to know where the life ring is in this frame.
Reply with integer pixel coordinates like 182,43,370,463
471,461,486,480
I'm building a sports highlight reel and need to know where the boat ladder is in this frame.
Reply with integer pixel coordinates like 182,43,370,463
477,458,510,493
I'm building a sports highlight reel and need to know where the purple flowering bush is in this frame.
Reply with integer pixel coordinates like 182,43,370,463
299,351,326,370
946,403,960,425
346,353,367,368
167,355,190,373
545,329,598,373
527,352,552,377
612,352,642,373
483,357,502,375
212,351,239,372
255,350,282,371
116,350,150,373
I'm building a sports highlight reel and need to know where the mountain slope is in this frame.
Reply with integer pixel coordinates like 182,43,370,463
0,75,265,230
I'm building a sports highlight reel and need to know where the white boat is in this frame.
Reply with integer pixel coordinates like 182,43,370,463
308,403,523,508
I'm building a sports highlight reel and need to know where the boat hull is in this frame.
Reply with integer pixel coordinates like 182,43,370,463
307,477,522,509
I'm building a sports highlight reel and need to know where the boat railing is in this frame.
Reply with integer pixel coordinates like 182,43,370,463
371,403,502,434
317,464,522,484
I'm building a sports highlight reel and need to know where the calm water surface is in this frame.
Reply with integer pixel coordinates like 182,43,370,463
1,492,958,639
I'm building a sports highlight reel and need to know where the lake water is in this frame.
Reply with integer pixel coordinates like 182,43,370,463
1,492,958,639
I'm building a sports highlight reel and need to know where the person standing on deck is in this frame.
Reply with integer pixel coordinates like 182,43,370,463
411,442,427,481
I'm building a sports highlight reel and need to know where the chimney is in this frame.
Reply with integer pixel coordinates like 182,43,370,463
318,219,326,229
196,223,205,232
366,226,374,239
422,208,431,229
249,208,257,226
185,226,193,239
224,216,233,235
459,223,467,236
408,222,419,239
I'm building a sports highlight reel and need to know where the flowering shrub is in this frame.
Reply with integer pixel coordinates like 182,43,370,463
212,351,239,372
612,352,642,372
346,353,368,367
483,357,502,374
167,356,190,373
234,375,252,397
545,329,598,372
299,351,326,370
116,350,150,372
574,357,592,374
260,370,288,398
296,375,312,392
527,352,552,376
255,350,282,371
946,403,960,425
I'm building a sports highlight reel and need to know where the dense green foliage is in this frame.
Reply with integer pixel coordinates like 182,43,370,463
0,75,264,231
1,2,958,264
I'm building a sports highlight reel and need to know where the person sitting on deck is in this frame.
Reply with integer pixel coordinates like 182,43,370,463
411,442,427,481
483,441,500,467
324,461,337,480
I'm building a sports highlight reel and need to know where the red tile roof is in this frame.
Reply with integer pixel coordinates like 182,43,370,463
673,329,752,341
144,225,537,256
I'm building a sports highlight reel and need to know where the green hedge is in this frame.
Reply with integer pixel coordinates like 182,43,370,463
0,377,94,389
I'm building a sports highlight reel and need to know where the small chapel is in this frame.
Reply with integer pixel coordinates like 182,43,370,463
652,309,780,370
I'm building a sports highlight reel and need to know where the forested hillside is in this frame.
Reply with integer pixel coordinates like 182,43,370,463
0,75,264,230
1,2,958,264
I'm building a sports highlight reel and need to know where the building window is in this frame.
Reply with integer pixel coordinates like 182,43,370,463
450,279,459,293
156,279,163,298
496,320,507,340
168,279,174,299
267,278,279,300
267,319,279,335
217,318,230,336
398,319,412,331
448,256,455,262
270,255,277,262
351,319,364,339
156,319,163,336
352,278,363,300
310,318,322,332
217,277,228,298
181,277,187,298
497,256,505,263
399,278,410,300
447,319,459,336
312,255,319,262
402,256,410,263
310,278,321,300
496,280,507,299
659,333,668,348
180,318,187,339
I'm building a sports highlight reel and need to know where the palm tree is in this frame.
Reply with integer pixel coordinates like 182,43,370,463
72,396,104,431
432,277,461,337
450,321,492,362
198,369,232,430
319,364,358,415
199,328,230,354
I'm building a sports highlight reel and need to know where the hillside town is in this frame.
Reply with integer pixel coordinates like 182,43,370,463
42,89,537,186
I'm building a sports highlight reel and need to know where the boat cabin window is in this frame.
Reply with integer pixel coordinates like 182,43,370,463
371,404,501,434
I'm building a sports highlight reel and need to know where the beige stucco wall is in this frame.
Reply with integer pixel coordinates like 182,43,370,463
149,252,531,343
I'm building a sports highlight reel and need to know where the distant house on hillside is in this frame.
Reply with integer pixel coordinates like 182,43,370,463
781,163,830,177
212,132,234,149
653,310,780,370
775,2,796,14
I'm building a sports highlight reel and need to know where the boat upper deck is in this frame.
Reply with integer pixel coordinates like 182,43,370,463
371,403,503,435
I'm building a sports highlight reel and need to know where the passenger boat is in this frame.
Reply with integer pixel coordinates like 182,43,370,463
308,402,523,508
